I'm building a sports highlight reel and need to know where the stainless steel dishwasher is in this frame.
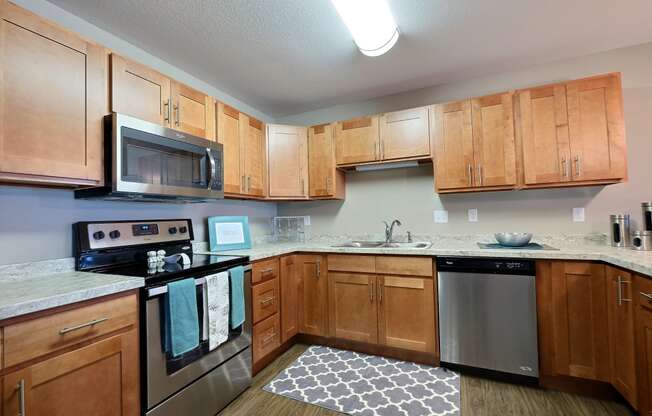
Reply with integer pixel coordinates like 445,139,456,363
437,257,539,379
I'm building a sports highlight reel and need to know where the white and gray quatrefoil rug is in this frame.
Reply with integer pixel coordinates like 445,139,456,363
263,346,460,416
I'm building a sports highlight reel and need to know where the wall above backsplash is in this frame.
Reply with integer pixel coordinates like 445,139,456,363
0,186,277,266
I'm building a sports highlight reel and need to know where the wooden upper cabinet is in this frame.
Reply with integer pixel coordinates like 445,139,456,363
217,102,243,194
471,92,516,188
378,276,436,353
170,81,215,140
111,54,171,127
335,116,380,165
328,273,378,344
380,106,430,160
298,255,328,337
518,84,571,185
0,0,105,185
566,73,626,182
431,100,474,191
549,261,610,381
241,115,266,197
267,124,308,198
606,266,637,409
308,123,344,199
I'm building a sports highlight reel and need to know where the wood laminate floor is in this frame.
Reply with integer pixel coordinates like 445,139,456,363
219,344,635,416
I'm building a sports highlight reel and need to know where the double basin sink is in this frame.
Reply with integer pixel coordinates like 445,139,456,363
331,241,432,249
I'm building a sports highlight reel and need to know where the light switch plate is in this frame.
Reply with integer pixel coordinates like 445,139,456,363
303,216,311,226
434,210,449,223
468,209,478,222
572,207,585,222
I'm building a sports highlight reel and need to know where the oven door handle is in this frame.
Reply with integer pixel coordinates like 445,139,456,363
207,148,217,190
146,264,252,298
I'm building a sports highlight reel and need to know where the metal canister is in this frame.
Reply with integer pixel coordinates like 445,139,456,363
643,202,652,231
632,230,652,251
610,214,631,247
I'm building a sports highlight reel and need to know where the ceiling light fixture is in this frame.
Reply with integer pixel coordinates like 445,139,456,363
331,0,399,57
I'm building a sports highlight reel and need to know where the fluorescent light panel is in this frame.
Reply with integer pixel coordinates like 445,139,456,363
355,161,419,172
331,0,399,57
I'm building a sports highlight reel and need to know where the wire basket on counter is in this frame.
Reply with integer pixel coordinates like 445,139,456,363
272,216,310,243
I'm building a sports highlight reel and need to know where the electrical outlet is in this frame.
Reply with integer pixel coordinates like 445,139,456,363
434,210,449,223
303,216,311,226
572,207,585,222
468,209,478,222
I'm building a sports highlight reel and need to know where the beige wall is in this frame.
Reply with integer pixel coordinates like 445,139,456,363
278,42,652,237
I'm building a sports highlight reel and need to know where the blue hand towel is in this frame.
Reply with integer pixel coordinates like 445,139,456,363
230,266,245,329
164,278,199,357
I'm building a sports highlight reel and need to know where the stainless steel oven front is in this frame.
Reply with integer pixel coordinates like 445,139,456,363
144,267,252,416
112,113,223,200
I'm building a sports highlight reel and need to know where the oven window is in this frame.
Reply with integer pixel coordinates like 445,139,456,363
120,126,208,188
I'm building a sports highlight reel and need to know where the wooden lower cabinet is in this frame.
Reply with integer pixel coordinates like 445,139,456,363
298,255,328,336
378,276,436,354
606,266,637,408
252,314,280,365
635,275,652,415
280,255,299,343
328,273,378,343
551,261,610,381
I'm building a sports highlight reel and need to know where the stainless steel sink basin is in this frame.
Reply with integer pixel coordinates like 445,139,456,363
331,241,432,249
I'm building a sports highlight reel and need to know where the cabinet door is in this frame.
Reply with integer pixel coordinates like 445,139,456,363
380,107,430,160
606,266,637,408
550,262,610,381
378,276,436,353
2,330,139,416
471,92,516,187
298,255,328,336
635,275,652,416
519,84,572,185
241,115,266,197
566,73,626,182
280,255,299,343
0,1,105,184
335,116,380,165
111,54,171,127
171,81,215,140
309,123,342,198
328,272,377,344
217,103,242,194
431,101,474,191
267,124,307,198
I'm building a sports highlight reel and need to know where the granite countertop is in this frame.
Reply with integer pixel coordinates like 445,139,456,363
195,236,652,277
0,265,144,321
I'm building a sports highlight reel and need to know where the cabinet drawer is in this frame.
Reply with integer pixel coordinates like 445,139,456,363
376,256,433,277
252,277,279,324
253,314,280,363
3,293,138,368
252,258,280,284
327,255,375,273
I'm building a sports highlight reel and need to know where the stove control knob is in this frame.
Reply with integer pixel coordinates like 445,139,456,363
109,230,121,239
92,231,105,240
179,226,188,234
168,227,178,235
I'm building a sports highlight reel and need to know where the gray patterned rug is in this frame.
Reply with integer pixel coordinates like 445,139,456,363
263,346,460,416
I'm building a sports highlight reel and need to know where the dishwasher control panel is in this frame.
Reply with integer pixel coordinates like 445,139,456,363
436,257,535,275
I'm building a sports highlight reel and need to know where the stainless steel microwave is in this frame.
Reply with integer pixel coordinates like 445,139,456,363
76,113,223,202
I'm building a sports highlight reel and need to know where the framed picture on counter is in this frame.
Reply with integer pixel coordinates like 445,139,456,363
208,216,251,251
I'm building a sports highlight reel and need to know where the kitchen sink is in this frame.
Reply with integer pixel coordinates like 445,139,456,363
331,241,432,249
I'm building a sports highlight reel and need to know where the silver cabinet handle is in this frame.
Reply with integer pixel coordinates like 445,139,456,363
174,103,180,127
477,165,483,186
261,332,276,346
641,292,652,300
164,98,171,124
326,177,332,193
59,317,109,335
247,176,252,193
260,297,275,307
369,281,374,302
379,282,383,303
316,260,321,277
16,379,26,416
242,175,246,193
561,156,568,179
574,155,581,177
207,148,216,190
467,164,473,186
380,141,385,159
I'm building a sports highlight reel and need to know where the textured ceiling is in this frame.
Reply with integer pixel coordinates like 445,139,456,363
49,0,652,118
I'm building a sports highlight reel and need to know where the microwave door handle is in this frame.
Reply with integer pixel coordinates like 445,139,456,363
207,148,216,189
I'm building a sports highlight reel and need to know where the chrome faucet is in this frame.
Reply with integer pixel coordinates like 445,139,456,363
383,219,402,243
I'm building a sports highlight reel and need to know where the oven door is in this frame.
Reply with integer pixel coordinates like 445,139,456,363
144,266,251,410
111,113,223,199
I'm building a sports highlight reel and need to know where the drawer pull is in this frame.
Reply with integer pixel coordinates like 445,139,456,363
59,317,109,335
641,292,652,301
260,268,275,276
16,379,26,416
262,332,276,346
260,297,275,307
